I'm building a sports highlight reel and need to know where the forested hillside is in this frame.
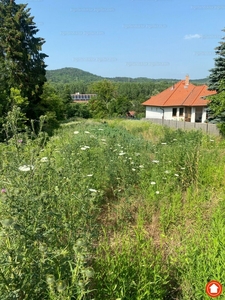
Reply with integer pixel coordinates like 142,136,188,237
46,67,208,85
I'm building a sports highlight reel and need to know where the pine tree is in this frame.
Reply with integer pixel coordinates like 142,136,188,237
0,0,48,119
208,28,225,91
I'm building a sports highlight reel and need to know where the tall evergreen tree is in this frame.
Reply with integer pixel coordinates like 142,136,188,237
208,28,225,91
0,0,48,119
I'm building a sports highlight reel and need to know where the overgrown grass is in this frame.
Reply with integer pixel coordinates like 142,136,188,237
0,116,225,299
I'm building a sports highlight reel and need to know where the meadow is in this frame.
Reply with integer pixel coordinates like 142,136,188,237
0,116,225,300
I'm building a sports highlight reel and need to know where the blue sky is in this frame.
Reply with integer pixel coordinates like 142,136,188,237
19,0,225,79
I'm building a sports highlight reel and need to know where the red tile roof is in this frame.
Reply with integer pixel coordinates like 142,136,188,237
142,79,217,107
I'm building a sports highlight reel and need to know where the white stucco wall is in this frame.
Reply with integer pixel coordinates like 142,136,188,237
191,107,207,123
145,106,184,121
191,107,195,122
164,107,179,120
145,106,163,119
145,106,206,123
202,108,207,123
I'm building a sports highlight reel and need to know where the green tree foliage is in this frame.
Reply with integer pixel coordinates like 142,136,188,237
89,80,117,103
67,103,91,119
207,80,225,134
88,80,117,117
46,67,103,83
207,28,225,133
38,83,64,119
0,0,48,120
108,96,132,116
208,28,225,91
88,97,108,118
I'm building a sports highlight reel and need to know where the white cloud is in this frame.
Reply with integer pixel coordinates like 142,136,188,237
184,34,202,40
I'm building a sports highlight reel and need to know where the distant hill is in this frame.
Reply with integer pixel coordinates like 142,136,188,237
46,67,103,83
46,67,209,85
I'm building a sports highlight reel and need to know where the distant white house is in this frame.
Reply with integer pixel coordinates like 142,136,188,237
71,93,97,102
142,75,217,123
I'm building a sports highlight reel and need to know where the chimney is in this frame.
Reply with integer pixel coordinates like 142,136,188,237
185,74,189,86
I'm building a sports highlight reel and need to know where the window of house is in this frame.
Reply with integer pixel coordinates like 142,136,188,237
179,108,184,116
172,108,177,117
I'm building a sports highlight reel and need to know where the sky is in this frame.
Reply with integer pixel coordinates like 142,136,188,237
18,0,225,79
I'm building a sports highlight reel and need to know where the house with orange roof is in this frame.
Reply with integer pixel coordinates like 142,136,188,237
142,75,217,123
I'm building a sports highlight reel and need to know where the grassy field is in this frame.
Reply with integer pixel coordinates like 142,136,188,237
0,118,225,299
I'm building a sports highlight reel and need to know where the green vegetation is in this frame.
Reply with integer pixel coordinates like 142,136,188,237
0,115,224,299
0,0,47,120
46,67,208,85
207,80,225,135
46,68,103,84
0,0,67,140
208,28,225,91
207,28,225,133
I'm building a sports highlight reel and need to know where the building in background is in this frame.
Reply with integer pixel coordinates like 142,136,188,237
71,93,97,102
142,75,217,123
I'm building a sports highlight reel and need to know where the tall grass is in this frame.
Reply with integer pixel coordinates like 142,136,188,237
0,115,225,299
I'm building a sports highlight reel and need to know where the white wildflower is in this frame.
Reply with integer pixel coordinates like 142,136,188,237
101,139,106,141
210,139,214,142
173,139,177,141
161,142,167,145
81,146,90,150
119,152,126,156
135,153,140,156
87,174,93,177
152,160,159,163
132,168,136,171
156,191,160,194
98,128,103,130
180,167,185,170
151,181,156,185
85,131,90,134
139,165,144,168
40,157,48,163
174,174,179,177
128,157,132,160
18,165,34,172
89,188,97,193
130,162,134,164
74,131,79,134
165,170,170,174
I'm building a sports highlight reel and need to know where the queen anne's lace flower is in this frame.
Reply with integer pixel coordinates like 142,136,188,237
18,165,34,172
40,157,48,163
152,160,159,163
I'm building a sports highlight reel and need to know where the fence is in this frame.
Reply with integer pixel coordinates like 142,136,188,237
142,118,220,136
